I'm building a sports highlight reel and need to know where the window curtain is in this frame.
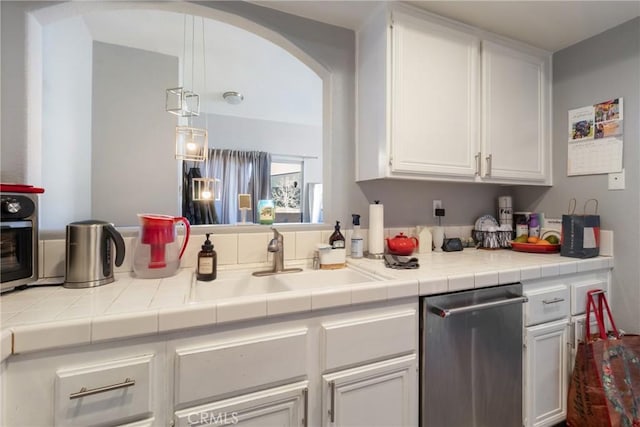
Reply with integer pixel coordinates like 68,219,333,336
208,149,271,224
182,163,219,225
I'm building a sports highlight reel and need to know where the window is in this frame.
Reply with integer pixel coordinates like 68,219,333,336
271,160,303,223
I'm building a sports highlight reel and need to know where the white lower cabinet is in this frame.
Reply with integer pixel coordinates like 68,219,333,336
169,301,419,427
522,268,611,427
174,381,309,427
322,355,417,427
3,341,165,427
524,319,569,427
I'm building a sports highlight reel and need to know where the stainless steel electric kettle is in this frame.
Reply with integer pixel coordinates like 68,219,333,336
64,220,125,288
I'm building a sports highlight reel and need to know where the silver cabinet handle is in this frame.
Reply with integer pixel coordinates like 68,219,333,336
485,154,492,176
302,388,309,427
69,377,135,400
329,381,336,423
475,152,481,176
431,295,528,318
542,297,565,305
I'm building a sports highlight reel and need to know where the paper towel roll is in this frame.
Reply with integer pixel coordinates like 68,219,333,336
368,202,384,255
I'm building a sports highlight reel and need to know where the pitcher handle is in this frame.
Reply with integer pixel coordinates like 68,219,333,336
174,217,191,260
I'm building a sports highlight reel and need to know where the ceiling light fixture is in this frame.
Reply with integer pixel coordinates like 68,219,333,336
223,91,244,105
171,14,209,162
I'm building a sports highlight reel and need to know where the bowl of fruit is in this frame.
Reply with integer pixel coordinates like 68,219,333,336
511,232,560,253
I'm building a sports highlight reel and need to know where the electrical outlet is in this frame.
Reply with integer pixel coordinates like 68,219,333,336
433,200,442,217
608,169,625,190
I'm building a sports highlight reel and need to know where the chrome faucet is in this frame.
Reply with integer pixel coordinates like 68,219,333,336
267,227,285,273
252,227,303,276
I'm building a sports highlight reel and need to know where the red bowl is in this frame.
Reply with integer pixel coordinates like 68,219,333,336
511,242,560,253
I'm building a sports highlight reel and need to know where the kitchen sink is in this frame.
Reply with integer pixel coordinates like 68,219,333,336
191,266,383,300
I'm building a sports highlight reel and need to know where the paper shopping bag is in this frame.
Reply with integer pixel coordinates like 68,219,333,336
561,198,600,258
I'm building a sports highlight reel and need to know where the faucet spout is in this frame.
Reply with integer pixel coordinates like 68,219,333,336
252,227,303,277
270,227,284,272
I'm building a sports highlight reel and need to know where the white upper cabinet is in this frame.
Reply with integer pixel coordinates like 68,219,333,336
390,12,480,178
356,5,552,185
481,40,550,182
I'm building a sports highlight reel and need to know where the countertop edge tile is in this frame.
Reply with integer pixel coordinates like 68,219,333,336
520,266,542,281
91,311,159,343
158,303,217,333
540,263,561,278
1,329,13,361
351,282,388,305
498,269,521,284
216,295,267,324
267,291,312,317
311,287,351,311
419,278,448,296
387,280,419,299
474,271,499,288
448,274,475,292
12,318,91,354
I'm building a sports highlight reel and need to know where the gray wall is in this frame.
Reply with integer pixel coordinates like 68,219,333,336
92,42,179,226
514,18,640,332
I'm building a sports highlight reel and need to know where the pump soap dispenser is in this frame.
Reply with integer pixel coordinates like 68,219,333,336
197,233,217,281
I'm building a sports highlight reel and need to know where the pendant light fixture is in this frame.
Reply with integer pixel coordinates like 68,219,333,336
170,15,208,162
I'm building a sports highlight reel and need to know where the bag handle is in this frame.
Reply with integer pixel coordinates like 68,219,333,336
585,289,619,341
583,198,599,214
568,198,577,215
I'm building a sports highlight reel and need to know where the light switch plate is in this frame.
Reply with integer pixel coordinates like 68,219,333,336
608,169,625,190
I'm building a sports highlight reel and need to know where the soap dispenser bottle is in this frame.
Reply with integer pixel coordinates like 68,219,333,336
329,221,345,249
350,214,364,258
197,233,217,281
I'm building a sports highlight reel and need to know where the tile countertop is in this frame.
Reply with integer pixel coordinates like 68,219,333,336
0,249,613,358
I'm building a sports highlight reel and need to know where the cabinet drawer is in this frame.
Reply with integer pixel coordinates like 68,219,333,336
175,329,308,406
174,381,308,427
524,285,569,326
322,310,416,371
54,354,154,427
571,280,608,315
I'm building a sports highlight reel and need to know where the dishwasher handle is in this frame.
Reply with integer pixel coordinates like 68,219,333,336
431,294,528,318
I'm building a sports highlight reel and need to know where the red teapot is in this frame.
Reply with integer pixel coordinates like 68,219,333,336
386,233,419,256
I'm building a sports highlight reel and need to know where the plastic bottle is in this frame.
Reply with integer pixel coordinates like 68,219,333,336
329,221,345,249
529,214,540,238
196,233,217,281
350,214,364,258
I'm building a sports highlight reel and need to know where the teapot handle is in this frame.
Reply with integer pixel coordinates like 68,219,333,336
411,236,419,248
174,217,191,260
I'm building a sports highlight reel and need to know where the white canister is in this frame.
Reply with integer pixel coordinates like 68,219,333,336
416,226,432,254
432,226,444,252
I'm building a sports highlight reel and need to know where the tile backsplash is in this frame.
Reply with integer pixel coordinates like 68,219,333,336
38,226,613,279
39,225,477,278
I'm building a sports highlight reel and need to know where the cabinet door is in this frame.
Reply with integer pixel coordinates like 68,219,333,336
524,320,569,427
390,11,480,178
481,40,550,182
322,354,417,427
174,381,308,427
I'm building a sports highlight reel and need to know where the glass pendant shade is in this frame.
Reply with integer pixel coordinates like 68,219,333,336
192,177,221,201
175,126,208,161
166,87,200,117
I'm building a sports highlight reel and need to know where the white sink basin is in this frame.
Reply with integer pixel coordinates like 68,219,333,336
192,267,382,300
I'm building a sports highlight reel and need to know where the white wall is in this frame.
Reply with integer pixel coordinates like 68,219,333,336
40,16,93,229
91,41,179,226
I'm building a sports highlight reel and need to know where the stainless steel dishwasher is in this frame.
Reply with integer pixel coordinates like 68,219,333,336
420,283,527,427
